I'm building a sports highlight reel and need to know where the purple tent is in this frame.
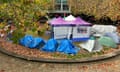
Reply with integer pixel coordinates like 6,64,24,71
65,15,76,21
71,17,91,41
64,17,91,25
73,17,91,26
50,17,67,25
50,17,91,26
49,16,91,41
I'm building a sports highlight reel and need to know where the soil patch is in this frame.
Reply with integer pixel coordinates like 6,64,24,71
0,38,120,62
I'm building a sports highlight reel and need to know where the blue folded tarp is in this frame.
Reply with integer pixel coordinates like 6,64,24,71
41,38,58,52
20,35,45,48
20,35,33,47
57,39,79,54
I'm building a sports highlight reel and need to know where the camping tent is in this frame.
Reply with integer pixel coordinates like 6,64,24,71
71,17,91,41
50,15,91,41
20,35,45,48
104,32,120,44
50,17,72,39
57,39,79,54
50,17,67,25
65,16,91,41
98,36,117,48
41,38,58,52
65,15,76,21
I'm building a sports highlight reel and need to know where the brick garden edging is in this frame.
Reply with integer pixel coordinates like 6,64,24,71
0,46,120,63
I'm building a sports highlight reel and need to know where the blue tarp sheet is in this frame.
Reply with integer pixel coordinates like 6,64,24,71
20,35,45,48
57,39,79,54
41,38,58,52
20,35,80,54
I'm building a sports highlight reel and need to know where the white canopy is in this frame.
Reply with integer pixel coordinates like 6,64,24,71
64,15,76,21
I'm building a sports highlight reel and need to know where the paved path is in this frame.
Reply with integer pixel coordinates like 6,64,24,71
0,52,120,72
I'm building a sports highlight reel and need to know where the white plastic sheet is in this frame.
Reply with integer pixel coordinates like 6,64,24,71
91,25,117,36
80,39,103,52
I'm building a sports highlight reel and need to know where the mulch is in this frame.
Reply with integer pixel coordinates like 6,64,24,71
0,38,120,62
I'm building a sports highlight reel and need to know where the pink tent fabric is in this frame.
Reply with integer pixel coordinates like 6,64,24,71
50,17,91,26
50,17,67,25
73,17,91,25
65,17,91,25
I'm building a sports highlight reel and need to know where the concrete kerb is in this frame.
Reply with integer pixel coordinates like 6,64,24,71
0,46,120,63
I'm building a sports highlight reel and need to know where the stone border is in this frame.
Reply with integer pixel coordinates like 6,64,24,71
0,47,120,63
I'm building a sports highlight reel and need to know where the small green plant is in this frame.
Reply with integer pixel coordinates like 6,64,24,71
37,29,45,36
52,51,105,60
10,29,25,44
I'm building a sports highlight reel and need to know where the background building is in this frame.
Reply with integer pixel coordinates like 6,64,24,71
48,0,72,17
48,0,120,21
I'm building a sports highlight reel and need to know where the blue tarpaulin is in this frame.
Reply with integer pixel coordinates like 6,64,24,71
57,39,79,54
20,35,45,48
41,38,58,52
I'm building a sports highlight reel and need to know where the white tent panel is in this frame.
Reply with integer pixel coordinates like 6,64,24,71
53,26,72,39
72,26,91,38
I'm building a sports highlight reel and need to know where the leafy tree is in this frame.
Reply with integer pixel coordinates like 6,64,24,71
70,0,120,21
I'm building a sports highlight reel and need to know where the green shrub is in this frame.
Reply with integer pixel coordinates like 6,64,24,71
10,29,25,44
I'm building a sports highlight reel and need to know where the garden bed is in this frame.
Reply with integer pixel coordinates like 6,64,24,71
0,38,120,63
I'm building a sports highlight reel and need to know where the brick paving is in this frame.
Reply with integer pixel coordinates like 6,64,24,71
0,52,120,72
